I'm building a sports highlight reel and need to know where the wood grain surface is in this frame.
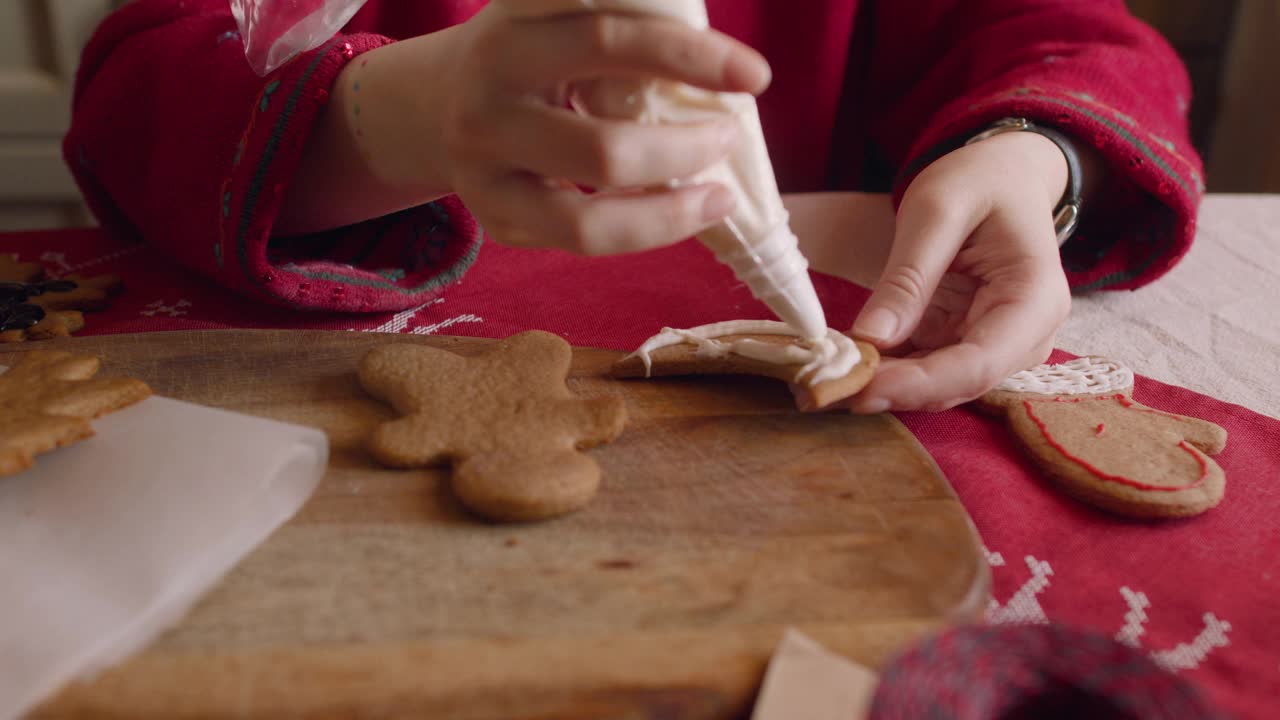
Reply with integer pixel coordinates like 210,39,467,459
1,330,989,719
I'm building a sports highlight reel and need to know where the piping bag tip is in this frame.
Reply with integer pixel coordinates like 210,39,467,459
771,278,829,341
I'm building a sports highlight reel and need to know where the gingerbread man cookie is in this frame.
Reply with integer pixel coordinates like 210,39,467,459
978,357,1227,519
612,320,880,410
0,254,44,284
8,311,86,342
0,280,85,342
0,351,152,476
27,273,123,312
358,331,628,522
0,256,124,343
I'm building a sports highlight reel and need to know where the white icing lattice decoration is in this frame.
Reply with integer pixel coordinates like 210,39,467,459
996,356,1134,395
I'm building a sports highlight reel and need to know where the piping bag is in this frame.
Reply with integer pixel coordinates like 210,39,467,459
231,0,828,340
500,0,830,341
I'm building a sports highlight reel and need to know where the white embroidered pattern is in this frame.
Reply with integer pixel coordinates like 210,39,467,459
986,554,1054,625
996,356,1134,395
39,252,72,276
984,546,1234,673
141,299,192,317
1149,614,1232,672
356,298,483,335
1115,586,1150,648
1115,584,1232,672
412,313,484,335
984,546,1006,567
40,246,145,278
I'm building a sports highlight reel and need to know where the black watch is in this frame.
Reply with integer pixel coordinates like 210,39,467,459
966,117,1083,245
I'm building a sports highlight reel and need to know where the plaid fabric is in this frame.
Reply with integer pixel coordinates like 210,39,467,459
870,624,1224,720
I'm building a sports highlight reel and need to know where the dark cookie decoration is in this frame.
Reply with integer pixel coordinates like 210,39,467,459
0,301,47,333
0,258,123,342
0,280,81,333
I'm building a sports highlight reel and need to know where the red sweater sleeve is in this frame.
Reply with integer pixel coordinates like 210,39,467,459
865,0,1202,292
64,0,482,312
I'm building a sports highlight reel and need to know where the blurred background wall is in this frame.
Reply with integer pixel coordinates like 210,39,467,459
1128,0,1280,192
0,0,1276,231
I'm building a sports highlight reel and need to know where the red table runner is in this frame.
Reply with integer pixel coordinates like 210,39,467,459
4,228,1278,719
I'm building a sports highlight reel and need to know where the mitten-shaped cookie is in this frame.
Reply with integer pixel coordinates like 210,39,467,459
978,357,1227,519
358,331,628,522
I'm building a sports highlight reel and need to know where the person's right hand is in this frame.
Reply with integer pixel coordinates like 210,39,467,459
444,6,771,254
308,7,771,251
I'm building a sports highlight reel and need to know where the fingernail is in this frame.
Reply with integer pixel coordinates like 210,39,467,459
855,308,898,342
726,55,772,94
855,398,891,415
701,185,736,223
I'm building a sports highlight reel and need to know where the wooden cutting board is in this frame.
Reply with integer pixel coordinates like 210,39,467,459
6,330,989,719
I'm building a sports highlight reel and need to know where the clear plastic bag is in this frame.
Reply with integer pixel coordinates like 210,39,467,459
230,0,371,76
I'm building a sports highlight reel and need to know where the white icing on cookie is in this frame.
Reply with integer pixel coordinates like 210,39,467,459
996,356,1134,395
631,320,861,386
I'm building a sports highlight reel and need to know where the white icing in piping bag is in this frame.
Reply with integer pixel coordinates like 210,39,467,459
498,0,829,340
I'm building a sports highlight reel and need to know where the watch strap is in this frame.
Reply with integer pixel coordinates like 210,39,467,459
966,118,1083,245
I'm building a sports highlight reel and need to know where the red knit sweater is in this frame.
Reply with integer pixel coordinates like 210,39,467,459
66,0,1202,312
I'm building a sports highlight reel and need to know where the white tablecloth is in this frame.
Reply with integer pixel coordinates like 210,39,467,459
1061,195,1280,419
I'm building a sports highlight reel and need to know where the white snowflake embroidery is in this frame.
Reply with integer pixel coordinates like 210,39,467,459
1115,586,1151,648
41,246,144,278
355,298,483,335
1115,584,1232,672
39,252,73,275
141,299,192,317
984,546,1234,673
986,552,1054,626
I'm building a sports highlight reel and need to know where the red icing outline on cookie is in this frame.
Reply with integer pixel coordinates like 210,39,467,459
1022,396,1207,492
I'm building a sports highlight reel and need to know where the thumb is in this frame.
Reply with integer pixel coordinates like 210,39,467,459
853,193,982,347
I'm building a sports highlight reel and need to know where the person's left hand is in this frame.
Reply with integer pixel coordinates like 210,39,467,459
844,130,1074,413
